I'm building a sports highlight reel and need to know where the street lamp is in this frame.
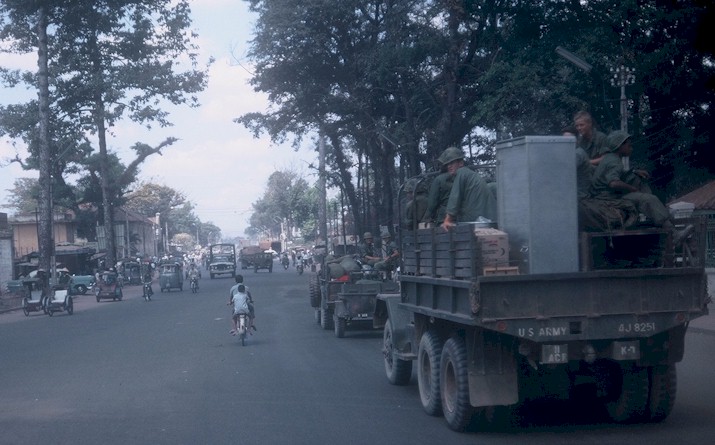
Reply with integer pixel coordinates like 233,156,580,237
610,65,636,133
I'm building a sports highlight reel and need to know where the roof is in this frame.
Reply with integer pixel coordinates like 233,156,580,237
670,180,715,210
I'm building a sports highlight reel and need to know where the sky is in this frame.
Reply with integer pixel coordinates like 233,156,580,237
0,0,318,239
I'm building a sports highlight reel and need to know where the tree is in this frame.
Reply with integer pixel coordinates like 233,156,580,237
246,169,318,240
0,0,210,269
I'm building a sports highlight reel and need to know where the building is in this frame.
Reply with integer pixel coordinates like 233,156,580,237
669,180,715,267
0,213,14,295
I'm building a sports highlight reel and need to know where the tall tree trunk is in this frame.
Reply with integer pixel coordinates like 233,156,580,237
36,6,52,294
88,32,116,267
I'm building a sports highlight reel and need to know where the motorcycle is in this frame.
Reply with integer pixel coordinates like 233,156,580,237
190,276,199,293
296,260,304,275
236,313,249,346
142,281,153,302
282,256,290,270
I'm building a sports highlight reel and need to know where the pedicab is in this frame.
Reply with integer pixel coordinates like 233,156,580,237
19,280,47,316
159,262,183,292
45,286,74,316
95,271,123,302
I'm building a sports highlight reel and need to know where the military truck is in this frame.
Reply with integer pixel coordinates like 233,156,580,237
377,136,709,432
239,245,262,269
208,243,236,279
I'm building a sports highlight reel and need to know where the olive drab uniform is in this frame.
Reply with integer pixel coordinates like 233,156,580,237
578,130,609,160
426,172,454,225
445,167,497,223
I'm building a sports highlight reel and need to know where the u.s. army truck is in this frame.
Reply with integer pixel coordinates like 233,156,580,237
377,136,709,432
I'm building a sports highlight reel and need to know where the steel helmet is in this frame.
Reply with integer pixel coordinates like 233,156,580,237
363,232,373,240
439,146,464,165
607,130,631,152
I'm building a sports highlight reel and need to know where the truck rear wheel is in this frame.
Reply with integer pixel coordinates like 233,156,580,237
648,364,676,422
605,363,649,423
383,321,412,386
418,330,443,416
440,335,475,432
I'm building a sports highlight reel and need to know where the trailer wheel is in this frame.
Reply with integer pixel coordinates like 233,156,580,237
320,305,333,330
383,321,412,386
334,316,346,338
440,335,475,431
648,364,676,422
418,330,443,416
605,363,649,423
309,274,320,308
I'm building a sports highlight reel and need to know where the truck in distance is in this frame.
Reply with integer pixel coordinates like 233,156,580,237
208,243,236,279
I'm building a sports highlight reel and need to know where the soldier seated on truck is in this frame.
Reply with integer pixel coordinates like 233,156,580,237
374,232,400,274
590,130,694,245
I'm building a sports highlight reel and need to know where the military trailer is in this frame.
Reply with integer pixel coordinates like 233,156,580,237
311,250,399,338
377,136,709,432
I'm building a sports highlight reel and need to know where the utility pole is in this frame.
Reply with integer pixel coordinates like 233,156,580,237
318,131,328,250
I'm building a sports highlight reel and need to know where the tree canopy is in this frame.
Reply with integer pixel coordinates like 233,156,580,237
239,0,714,235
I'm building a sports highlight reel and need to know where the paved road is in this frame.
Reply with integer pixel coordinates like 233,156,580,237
1,264,714,445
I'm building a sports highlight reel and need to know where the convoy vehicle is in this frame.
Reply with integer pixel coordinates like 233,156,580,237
208,243,236,279
253,252,274,273
377,136,709,432
310,252,399,338
239,245,262,269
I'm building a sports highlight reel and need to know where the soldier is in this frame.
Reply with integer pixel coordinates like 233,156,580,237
375,232,399,273
358,232,380,266
591,131,693,244
574,110,609,165
440,146,497,230
403,178,429,229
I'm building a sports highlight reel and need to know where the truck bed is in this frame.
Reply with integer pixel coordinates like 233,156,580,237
399,223,709,342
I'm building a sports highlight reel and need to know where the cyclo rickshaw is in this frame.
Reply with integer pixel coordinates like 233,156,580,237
95,270,123,302
159,262,183,292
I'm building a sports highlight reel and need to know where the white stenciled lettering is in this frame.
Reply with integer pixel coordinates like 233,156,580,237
538,327,567,336
518,328,535,337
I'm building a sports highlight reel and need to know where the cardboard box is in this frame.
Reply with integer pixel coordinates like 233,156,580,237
473,227,509,267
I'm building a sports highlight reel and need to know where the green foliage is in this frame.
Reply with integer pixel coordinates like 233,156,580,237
246,169,318,239
240,0,714,231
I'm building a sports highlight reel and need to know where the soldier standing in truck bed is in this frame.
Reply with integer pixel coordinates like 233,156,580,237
440,146,497,230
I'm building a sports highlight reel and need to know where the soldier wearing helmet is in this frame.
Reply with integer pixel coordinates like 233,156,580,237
439,146,497,230
358,232,380,266
591,131,692,244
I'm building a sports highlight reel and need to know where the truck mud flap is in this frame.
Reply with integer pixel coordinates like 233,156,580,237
467,328,519,407
380,293,414,359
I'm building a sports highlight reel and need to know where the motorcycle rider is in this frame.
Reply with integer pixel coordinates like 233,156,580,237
188,264,200,289
228,284,251,336
228,274,256,333
281,252,290,269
